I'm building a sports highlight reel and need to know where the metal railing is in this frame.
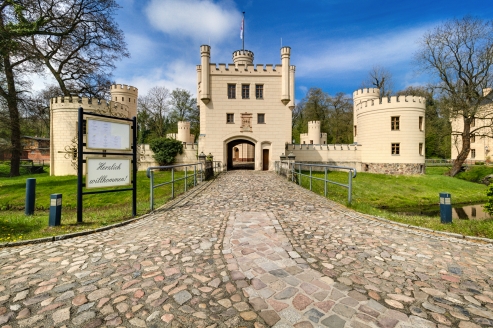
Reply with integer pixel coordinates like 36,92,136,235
146,163,203,211
425,159,484,166
276,161,357,204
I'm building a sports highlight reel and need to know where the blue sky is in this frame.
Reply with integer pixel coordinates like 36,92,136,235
99,0,493,100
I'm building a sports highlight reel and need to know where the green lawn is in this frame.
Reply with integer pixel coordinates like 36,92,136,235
295,166,493,239
0,167,198,243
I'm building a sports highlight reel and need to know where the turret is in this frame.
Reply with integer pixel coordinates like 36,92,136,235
232,49,254,66
110,84,138,118
200,45,211,104
288,65,296,110
308,121,321,144
177,121,191,143
281,47,291,105
353,88,379,143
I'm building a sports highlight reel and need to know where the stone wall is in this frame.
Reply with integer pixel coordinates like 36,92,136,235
362,163,424,175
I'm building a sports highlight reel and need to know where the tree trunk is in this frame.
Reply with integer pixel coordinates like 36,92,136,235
3,54,21,177
448,119,471,177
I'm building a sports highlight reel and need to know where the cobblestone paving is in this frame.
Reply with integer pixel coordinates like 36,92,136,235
1,171,493,328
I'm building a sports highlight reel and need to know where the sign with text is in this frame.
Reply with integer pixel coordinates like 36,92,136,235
86,158,131,189
86,118,131,150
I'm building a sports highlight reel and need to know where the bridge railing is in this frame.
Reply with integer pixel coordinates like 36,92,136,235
146,163,203,211
276,161,357,204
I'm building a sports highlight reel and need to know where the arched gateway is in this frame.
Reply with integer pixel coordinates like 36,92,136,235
196,45,295,171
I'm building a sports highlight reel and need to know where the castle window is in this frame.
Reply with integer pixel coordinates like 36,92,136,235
354,125,357,136
310,140,313,144
419,116,424,131
242,84,250,99
129,98,131,102
419,143,423,156
256,85,263,99
391,143,400,155
471,149,476,158
227,113,234,123
472,207,477,217
471,117,475,127
257,113,265,124
471,134,476,143
391,116,400,131
122,97,124,101
227,84,236,99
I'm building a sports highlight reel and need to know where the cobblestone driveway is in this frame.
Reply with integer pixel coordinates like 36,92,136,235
1,171,493,327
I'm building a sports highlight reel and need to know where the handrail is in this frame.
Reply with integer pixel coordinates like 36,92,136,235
146,163,203,210
276,161,357,204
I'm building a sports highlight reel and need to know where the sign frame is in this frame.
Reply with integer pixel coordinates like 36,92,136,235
85,117,132,151
85,157,132,189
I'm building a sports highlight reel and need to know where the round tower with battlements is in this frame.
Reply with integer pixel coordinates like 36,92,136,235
353,88,426,174
232,49,254,66
308,121,321,144
110,84,138,118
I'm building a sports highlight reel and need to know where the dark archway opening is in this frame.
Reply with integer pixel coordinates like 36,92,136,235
227,139,255,170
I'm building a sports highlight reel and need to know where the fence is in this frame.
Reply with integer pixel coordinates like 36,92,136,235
276,161,357,204
146,161,223,210
425,159,483,166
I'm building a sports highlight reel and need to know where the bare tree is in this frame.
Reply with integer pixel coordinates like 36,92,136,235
138,86,172,139
415,16,493,176
361,65,394,97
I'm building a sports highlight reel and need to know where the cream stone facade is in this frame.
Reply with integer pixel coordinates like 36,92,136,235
450,88,493,162
197,45,295,170
290,88,427,174
50,84,138,176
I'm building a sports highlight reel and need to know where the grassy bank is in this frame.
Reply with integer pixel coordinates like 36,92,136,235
0,168,195,243
297,166,493,239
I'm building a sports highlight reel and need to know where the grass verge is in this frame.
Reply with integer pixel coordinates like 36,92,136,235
295,166,493,239
0,168,197,243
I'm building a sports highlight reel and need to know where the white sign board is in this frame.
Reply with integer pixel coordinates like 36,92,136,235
86,118,131,150
86,158,131,189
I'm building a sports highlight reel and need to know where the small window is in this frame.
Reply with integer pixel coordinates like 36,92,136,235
242,84,250,99
472,207,477,217
257,113,265,124
419,116,424,131
471,149,476,158
471,117,475,127
226,113,234,123
471,134,476,143
419,143,423,156
354,125,357,136
256,85,263,99
391,116,400,131
122,97,124,101
310,140,313,144
391,143,400,155
129,98,131,102
228,84,236,99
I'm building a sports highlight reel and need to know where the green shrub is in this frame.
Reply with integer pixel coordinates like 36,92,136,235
455,165,493,183
149,138,183,166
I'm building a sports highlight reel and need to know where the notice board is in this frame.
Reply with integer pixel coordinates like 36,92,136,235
86,118,131,150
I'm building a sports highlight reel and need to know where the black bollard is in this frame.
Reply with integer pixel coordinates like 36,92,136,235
25,178,36,215
439,192,452,224
49,194,62,226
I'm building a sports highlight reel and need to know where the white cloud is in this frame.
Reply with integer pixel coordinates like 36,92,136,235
296,25,431,77
120,60,198,97
145,0,241,44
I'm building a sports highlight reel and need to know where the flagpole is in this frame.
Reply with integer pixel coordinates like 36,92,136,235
242,12,245,51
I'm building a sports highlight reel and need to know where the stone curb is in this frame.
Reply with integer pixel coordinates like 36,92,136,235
0,178,216,249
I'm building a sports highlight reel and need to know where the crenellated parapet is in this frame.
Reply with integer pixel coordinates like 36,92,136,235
211,63,281,74
232,49,254,66
355,95,426,114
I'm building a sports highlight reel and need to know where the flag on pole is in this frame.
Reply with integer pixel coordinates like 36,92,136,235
240,17,244,39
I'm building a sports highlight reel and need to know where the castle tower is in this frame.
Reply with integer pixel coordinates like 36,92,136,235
308,121,321,144
200,45,211,104
353,88,426,174
232,49,254,66
352,88,380,143
281,47,291,105
177,121,194,143
110,84,138,118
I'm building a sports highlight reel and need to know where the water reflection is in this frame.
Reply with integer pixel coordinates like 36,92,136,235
391,204,491,220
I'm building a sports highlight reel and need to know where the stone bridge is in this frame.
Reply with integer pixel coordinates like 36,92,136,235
1,171,493,327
